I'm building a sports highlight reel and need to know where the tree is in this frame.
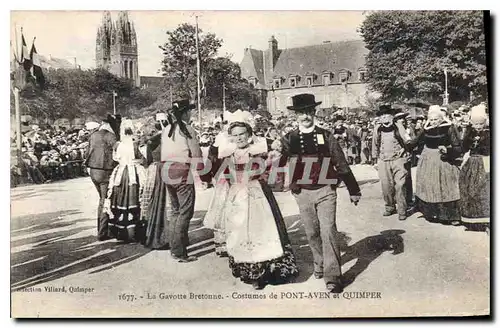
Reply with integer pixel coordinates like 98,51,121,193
204,56,259,110
359,11,487,104
11,68,161,123
159,23,222,99
159,23,259,111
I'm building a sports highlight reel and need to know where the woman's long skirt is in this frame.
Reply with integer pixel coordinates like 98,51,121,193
203,180,230,255
142,162,169,249
109,166,144,242
459,155,490,223
224,179,299,285
415,147,461,222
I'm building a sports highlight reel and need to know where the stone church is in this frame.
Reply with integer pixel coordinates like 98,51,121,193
95,11,164,89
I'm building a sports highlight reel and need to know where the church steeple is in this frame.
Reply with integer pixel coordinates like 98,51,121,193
95,11,140,87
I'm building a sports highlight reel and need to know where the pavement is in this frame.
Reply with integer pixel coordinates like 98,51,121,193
10,165,490,318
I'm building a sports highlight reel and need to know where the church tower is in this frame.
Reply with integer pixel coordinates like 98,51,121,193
95,11,140,87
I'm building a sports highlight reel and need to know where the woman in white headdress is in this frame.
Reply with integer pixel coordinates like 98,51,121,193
104,119,147,242
412,105,462,225
203,111,233,256
204,110,299,289
459,104,490,225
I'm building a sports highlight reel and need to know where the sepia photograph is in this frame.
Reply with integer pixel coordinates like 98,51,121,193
9,9,490,318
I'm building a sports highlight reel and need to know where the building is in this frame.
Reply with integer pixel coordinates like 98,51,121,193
96,11,140,87
240,36,374,114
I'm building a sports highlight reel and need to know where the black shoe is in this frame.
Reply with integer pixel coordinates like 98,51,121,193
97,236,112,241
326,282,344,294
383,209,397,216
171,254,198,263
398,214,407,221
314,272,324,279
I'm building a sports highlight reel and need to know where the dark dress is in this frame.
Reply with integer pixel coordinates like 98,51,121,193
459,126,490,223
108,140,146,242
141,133,170,249
413,122,462,223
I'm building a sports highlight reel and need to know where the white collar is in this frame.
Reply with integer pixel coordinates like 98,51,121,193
298,125,316,134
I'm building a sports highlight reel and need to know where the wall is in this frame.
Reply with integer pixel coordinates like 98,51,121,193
266,82,372,114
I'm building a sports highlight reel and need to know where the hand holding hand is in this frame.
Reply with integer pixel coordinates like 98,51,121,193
438,145,447,154
201,182,208,190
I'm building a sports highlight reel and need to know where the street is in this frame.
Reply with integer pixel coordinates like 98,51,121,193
10,165,489,317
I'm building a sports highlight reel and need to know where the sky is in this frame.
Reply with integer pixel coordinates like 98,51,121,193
11,11,367,77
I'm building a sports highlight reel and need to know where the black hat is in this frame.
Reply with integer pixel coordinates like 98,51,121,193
376,104,397,116
170,99,196,113
394,111,409,120
287,94,322,111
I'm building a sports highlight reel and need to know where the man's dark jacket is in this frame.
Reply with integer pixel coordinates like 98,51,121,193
84,129,117,170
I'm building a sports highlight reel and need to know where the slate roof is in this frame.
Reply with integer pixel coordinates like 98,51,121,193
240,48,266,89
240,39,368,90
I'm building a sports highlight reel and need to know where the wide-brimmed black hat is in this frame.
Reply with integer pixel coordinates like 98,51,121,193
376,104,397,116
394,111,409,120
287,94,322,111
169,99,196,113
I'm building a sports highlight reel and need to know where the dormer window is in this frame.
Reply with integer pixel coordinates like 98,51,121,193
322,72,333,85
248,77,257,88
289,74,299,88
273,78,281,89
358,68,367,82
339,69,351,83
306,77,313,86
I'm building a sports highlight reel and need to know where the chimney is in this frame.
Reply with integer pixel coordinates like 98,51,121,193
268,35,278,73
74,57,77,69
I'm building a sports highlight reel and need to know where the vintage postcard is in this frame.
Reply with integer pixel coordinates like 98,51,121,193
10,10,490,318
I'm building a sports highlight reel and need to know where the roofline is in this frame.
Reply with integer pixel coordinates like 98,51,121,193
278,39,365,52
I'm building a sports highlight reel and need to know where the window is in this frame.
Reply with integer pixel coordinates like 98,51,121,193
339,71,350,83
290,77,296,88
274,79,281,89
358,71,366,81
248,77,257,88
306,77,313,86
322,74,330,85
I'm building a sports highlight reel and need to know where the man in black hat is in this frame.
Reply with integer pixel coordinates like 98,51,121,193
84,113,120,241
372,104,413,221
278,93,361,293
161,99,210,262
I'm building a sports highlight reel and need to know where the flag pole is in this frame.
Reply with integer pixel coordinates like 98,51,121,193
14,87,22,153
14,24,19,63
195,15,201,125
222,82,226,111
113,91,117,115
443,68,449,106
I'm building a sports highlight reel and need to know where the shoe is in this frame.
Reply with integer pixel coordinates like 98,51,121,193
171,254,197,263
97,236,112,241
451,221,461,226
383,209,397,216
314,272,324,279
326,282,344,294
398,215,407,221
